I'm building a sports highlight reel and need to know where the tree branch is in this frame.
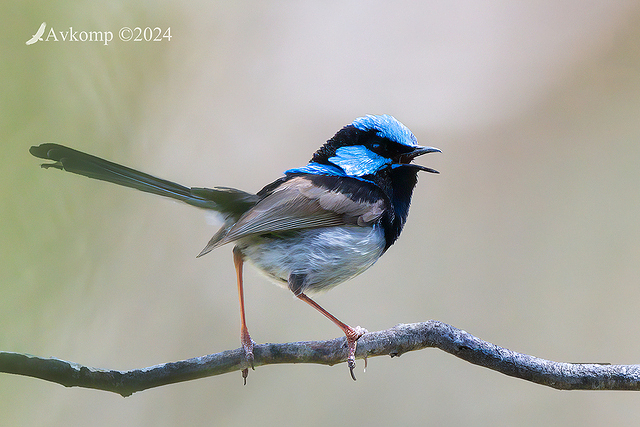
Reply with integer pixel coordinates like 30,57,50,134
2,320,639,396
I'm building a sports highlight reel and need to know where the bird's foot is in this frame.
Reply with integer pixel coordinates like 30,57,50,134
240,327,255,385
345,325,368,381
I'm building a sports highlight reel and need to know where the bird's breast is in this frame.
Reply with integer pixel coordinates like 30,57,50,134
235,224,386,294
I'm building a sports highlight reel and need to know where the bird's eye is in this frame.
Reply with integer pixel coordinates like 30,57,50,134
371,143,381,152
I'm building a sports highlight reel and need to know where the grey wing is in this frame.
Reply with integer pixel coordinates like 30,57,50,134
197,176,385,256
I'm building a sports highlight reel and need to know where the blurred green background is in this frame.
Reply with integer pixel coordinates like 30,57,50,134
3,1,640,425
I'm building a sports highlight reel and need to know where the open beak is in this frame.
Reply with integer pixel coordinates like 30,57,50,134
398,146,441,174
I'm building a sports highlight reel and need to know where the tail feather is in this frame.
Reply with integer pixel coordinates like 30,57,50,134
29,143,257,217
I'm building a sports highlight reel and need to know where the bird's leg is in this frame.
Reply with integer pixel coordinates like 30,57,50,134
233,247,255,383
295,292,367,380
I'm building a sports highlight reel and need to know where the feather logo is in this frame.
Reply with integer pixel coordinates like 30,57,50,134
26,22,46,45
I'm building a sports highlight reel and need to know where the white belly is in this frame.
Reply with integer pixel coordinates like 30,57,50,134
235,225,385,294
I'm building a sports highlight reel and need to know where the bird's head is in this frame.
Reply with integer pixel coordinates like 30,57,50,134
308,115,440,180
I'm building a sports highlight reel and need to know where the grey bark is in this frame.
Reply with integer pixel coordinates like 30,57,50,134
2,321,638,396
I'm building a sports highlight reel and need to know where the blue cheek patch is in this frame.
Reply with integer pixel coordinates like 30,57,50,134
284,146,388,182
328,145,391,177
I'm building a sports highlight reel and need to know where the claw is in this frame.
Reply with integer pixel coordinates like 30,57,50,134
242,368,249,385
345,326,367,381
240,326,255,384
242,334,255,370
349,360,357,381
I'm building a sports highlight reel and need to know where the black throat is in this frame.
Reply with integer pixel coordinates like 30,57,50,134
374,166,421,251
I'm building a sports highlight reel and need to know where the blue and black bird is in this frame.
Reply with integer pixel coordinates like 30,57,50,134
29,115,440,381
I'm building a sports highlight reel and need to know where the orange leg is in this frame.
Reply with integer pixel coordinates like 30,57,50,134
233,247,254,383
296,292,367,380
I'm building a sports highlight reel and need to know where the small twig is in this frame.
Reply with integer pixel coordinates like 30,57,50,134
2,321,639,396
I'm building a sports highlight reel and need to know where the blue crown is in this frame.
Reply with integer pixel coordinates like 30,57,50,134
351,115,419,148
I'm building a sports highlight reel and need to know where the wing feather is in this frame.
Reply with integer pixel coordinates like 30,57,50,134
198,176,385,256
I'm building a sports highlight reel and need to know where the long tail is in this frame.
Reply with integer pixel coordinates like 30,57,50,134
30,143,257,218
